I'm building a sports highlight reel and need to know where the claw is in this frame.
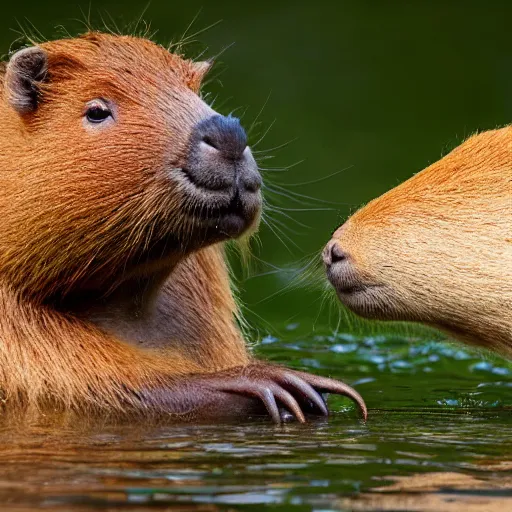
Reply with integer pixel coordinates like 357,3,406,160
260,387,281,424
282,373,329,416
299,373,368,421
270,384,306,423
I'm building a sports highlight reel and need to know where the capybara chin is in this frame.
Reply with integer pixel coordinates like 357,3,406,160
324,127,512,356
0,32,366,422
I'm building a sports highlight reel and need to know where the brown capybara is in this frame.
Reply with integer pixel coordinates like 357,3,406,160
0,32,366,422
324,127,512,357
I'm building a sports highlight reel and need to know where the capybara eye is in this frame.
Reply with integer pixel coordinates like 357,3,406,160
84,99,113,124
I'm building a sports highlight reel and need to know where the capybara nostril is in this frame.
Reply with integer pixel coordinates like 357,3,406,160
198,115,248,160
330,242,347,264
202,135,219,150
323,241,347,266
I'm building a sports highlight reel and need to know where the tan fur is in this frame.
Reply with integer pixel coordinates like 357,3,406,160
0,33,250,415
328,127,512,355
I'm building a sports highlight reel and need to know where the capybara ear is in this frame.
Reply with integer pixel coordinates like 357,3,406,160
192,60,212,78
5,46,48,114
187,60,213,91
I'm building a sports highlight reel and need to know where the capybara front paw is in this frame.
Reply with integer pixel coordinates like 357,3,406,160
201,363,367,423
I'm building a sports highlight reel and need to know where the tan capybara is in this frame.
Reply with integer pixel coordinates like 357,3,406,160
324,127,512,356
0,32,366,422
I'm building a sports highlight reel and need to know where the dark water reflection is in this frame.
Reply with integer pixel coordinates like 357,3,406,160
1,333,511,511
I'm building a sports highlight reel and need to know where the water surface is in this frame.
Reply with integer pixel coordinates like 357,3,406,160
2,332,510,511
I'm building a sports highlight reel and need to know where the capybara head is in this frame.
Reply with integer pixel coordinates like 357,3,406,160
324,127,512,355
0,33,262,299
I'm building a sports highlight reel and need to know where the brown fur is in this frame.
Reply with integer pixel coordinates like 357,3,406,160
0,32,368,422
326,127,512,356
0,33,249,415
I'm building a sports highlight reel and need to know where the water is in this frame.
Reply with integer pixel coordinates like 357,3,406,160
0,1,511,510
4,413,511,510
1,332,511,510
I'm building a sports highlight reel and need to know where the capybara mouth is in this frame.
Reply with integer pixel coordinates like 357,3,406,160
172,167,262,239
328,278,392,319
171,113,262,241
325,264,386,312
335,284,372,295
325,268,370,295
327,273,378,297
325,262,374,296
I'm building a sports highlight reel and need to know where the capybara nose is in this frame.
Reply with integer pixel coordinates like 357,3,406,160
323,240,347,267
324,240,365,295
198,115,247,160
186,115,262,193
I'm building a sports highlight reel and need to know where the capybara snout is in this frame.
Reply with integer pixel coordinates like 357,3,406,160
182,113,262,237
188,114,262,192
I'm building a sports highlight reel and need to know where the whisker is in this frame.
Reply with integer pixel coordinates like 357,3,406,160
181,7,203,41
250,252,323,306
265,182,353,206
77,4,93,32
229,105,248,119
285,165,354,187
193,46,210,61
207,41,236,62
313,290,330,330
264,205,311,229
252,138,298,155
251,277,297,305
248,268,288,279
262,215,301,249
181,19,223,44
263,213,304,236
247,92,272,137
11,20,37,46
264,187,329,208
255,155,276,162
258,160,305,173
249,253,287,272
105,11,122,35
55,24,77,39
261,217,296,255
251,119,277,149
130,2,152,35
238,303,278,338
269,206,337,212
264,185,319,206
23,17,45,43
98,12,117,36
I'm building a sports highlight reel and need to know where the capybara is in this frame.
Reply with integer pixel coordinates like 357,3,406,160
324,127,511,356
0,32,366,422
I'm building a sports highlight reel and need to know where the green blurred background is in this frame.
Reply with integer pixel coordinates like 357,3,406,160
2,1,510,337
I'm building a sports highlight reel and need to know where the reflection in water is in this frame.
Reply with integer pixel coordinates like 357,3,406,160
0,334,510,510
341,471,512,511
